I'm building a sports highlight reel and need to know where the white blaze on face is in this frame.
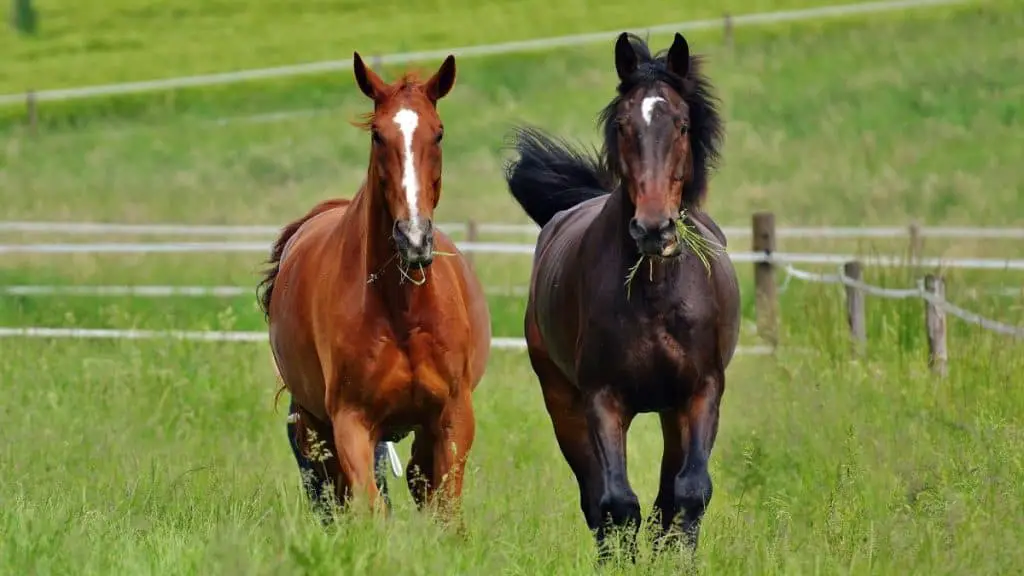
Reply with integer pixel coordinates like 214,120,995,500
393,108,424,246
641,96,666,126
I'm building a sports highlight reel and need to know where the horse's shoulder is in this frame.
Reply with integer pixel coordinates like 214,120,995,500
281,202,350,263
537,195,607,250
687,209,727,247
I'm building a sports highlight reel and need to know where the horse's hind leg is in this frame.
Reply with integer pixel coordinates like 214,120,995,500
286,397,338,521
653,369,724,553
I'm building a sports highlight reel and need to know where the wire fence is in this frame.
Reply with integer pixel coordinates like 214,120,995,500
780,262,1024,339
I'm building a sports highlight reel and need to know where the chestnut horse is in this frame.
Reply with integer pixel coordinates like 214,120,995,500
503,32,738,559
258,52,491,520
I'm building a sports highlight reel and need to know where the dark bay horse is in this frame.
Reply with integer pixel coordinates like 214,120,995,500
258,52,492,521
503,32,739,558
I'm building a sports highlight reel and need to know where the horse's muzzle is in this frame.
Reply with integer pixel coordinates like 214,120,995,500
629,217,681,258
393,218,434,267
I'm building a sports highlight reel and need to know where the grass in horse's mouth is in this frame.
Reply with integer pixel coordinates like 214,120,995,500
397,250,457,286
623,213,726,300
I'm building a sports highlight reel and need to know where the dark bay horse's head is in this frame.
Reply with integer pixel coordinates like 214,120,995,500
600,32,723,258
353,52,456,267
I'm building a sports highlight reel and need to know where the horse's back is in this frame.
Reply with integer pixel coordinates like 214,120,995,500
527,195,609,380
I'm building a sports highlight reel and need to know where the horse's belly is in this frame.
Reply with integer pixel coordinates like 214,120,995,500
269,318,329,421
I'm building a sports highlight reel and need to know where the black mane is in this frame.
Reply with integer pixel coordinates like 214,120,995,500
597,33,724,207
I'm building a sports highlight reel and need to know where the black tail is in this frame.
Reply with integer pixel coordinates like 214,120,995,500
503,126,611,228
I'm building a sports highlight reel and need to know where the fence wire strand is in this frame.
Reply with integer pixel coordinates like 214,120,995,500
781,263,1024,338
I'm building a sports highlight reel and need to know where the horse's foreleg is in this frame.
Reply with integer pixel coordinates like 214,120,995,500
531,349,603,532
330,408,383,513
586,388,640,562
666,370,724,552
424,391,476,522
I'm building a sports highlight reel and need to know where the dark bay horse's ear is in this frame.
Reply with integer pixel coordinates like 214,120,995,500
424,55,457,103
353,51,388,101
614,32,638,83
666,33,690,79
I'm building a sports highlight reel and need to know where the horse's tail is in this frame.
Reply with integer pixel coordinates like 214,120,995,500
503,126,611,228
257,197,350,319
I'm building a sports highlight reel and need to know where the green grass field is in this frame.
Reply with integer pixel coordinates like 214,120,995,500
2,0,1024,573
4,0,854,93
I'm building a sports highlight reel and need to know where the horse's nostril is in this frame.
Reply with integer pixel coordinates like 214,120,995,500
628,218,646,240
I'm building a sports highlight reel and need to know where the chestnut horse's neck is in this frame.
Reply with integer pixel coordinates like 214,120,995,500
339,166,424,307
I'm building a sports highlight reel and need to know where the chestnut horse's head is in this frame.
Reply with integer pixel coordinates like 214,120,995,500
353,52,456,267
599,32,723,258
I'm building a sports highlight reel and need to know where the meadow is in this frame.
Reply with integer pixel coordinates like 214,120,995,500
2,0,1024,573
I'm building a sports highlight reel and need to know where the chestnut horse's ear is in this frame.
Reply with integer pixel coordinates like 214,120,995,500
353,51,387,101
424,55,456,102
614,32,638,83
666,32,690,78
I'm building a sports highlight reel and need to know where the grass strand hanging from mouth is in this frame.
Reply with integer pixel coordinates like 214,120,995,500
675,212,726,277
623,210,726,300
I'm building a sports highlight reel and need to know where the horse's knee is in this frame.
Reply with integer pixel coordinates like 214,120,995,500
675,468,713,519
598,487,641,529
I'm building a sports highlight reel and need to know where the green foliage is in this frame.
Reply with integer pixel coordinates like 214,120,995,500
11,0,37,35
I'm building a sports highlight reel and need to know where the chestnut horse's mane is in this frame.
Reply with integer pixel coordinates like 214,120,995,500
257,197,351,319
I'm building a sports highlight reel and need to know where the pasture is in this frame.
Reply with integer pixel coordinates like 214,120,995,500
2,0,1023,573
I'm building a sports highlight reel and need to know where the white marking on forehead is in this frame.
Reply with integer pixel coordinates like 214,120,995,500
392,108,425,246
641,96,666,125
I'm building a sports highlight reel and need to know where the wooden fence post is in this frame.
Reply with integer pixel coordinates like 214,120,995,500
465,219,478,270
843,260,866,356
923,274,948,378
752,212,777,347
908,221,922,265
26,90,37,134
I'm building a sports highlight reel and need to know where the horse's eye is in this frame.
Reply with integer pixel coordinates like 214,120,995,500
436,129,444,144
680,122,690,135
371,129,384,145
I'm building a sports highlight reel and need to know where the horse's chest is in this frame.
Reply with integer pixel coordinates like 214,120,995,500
340,326,459,406
580,307,712,410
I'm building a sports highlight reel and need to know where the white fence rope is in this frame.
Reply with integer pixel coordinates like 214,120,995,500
781,263,1024,338
0,284,529,298
0,221,538,237
6,283,1021,300
4,240,1024,271
0,325,778,354
3,220,1024,240
0,0,968,106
